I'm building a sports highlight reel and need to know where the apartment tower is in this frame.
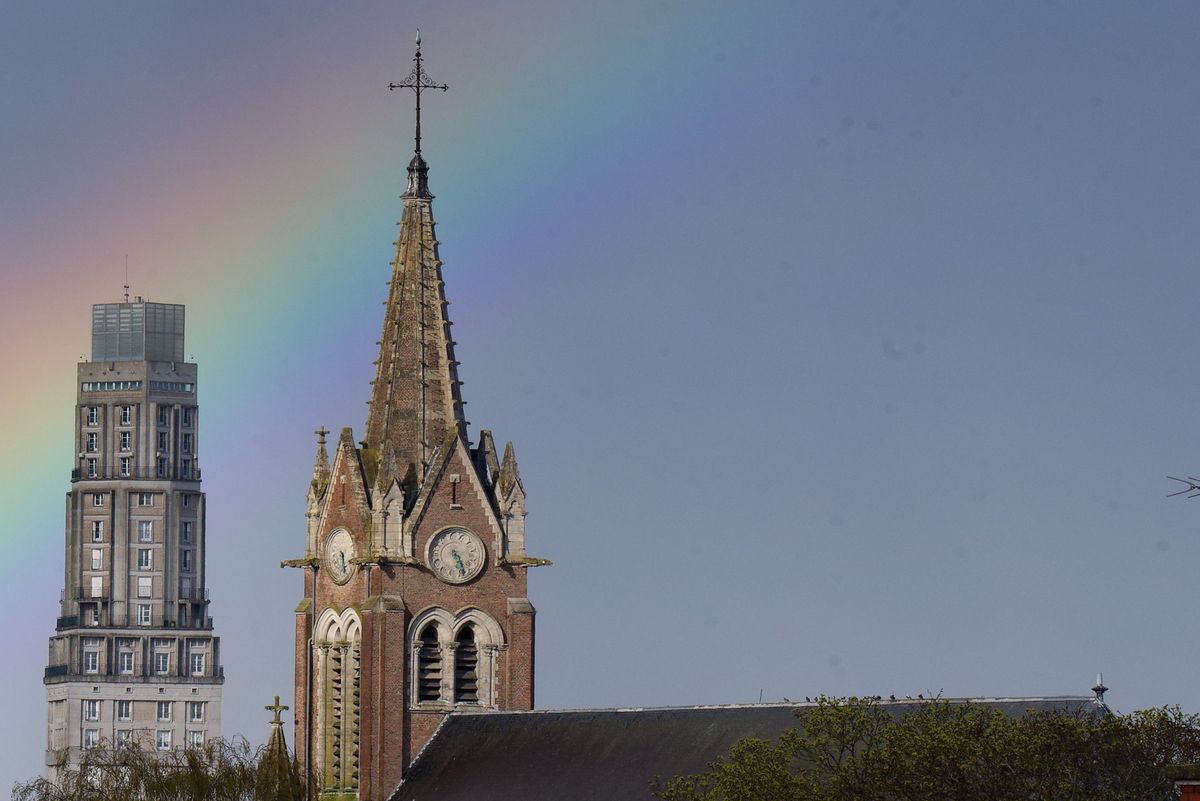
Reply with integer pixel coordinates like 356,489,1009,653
43,300,223,779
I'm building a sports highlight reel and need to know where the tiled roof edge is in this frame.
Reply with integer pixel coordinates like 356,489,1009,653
385,712,456,801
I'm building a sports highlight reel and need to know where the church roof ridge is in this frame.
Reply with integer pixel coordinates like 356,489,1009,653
438,695,1102,717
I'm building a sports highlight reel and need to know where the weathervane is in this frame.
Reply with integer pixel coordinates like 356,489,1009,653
387,30,448,157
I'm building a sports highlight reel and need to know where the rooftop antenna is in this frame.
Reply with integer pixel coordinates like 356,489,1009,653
123,255,130,303
1167,476,1200,498
1092,672,1108,704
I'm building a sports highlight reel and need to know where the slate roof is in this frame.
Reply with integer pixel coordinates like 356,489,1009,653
388,697,1104,801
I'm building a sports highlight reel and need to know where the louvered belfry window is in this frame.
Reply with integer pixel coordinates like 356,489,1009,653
417,625,442,702
454,626,479,703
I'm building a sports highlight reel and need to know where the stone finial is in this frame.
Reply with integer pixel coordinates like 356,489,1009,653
311,427,331,492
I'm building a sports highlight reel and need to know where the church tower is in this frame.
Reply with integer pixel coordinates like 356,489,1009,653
44,299,223,779
286,37,546,801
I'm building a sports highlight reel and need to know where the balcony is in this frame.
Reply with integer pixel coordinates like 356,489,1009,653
178,587,211,602
54,606,213,632
43,664,225,685
71,467,201,482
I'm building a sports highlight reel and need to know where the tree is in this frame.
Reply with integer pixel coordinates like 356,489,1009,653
11,737,306,801
653,697,1200,801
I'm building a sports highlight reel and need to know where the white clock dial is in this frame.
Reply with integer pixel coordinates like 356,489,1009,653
324,529,355,584
426,528,485,584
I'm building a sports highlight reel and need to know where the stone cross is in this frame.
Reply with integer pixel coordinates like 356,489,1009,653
266,695,289,726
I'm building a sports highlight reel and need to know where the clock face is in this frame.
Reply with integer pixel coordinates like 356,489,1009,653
324,529,355,584
426,527,485,584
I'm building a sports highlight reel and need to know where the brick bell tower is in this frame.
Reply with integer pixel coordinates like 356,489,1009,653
284,35,548,801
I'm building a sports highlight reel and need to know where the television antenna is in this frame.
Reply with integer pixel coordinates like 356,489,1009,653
1166,476,1200,499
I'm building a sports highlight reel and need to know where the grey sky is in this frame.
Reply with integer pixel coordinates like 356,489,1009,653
3,0,1200,791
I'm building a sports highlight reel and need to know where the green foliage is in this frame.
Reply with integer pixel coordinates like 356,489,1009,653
654,697,1200,801
11,737,307,801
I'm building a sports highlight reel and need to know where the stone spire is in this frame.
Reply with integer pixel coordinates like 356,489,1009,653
363,155,465,493
368,39,463,492
256,696,304,801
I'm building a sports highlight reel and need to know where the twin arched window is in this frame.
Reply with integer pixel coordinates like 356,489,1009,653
411,609,502,707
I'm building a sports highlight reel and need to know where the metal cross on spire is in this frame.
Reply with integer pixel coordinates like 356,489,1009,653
387,30,448,157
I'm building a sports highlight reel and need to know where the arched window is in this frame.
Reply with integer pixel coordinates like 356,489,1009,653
454,626,478,703
314,608,361,793
417,624,442,702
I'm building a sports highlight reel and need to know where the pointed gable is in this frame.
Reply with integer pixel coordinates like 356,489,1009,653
316,427,374,549
406,428,502,548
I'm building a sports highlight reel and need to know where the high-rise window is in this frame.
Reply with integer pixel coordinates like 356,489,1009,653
116,729,131,746
90,577,103,598
182,494,192,508
86,459,97,478
117,700,132,721
83,651,99,674
157,701,171,722
89,607,100,626
120,406,132,425
118,651,134,675
157,406,168,426
181,460,191,479
157,458,168,478
182,408,193,427
138,521,153,542
157,431,168,452
156,730,171,751
83,729,99,749
189,653,205,676
137,577,152,598
91,549,102,570
119,457,131,477
182,433,192,453
92,493,104,507
119,431,131,451
188,701,204,722
138,492,154,507
181,550,192,573
138,604,152,626
86,407,99,426
138,549,152,570
91,520,103,541
85,432,97,452
154,652,169,674
182,521,193,542
187,730,203,749
84,700,100,721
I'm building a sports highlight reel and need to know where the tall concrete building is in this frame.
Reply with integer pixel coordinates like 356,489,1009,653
43,299,223,779
286,40,546,800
